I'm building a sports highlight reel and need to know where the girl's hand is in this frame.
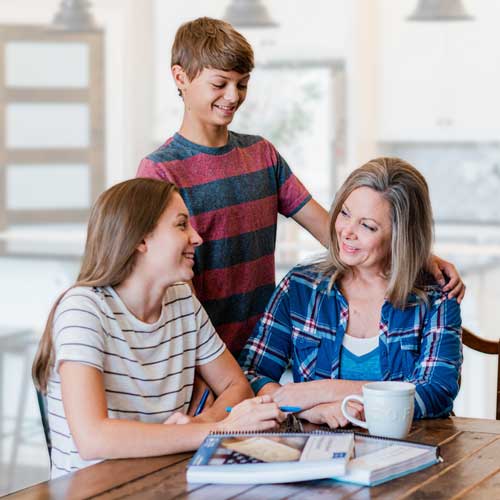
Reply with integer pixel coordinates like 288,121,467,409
217,395,286,432
272,381,326,410
299,401,364,429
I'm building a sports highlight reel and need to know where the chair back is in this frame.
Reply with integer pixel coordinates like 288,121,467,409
462,327,500,420
36,389,52,464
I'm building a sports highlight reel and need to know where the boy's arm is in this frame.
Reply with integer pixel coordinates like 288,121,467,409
292,199,330,248
427,254,465,303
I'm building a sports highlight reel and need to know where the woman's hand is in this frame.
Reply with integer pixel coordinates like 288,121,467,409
217,395,286,432
272,381,327,410
299,401,364,429
428,254,465,303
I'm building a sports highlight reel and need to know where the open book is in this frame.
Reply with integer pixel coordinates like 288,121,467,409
187,431,355,484
331,432,440,486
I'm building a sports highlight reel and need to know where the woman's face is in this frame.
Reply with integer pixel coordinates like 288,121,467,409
334,187,392,274
141,193,202,284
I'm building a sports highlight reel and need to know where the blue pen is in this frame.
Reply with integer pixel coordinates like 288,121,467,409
225,405,301,413
194,388,210,416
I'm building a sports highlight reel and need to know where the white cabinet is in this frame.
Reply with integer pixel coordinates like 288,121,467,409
377,0,500,142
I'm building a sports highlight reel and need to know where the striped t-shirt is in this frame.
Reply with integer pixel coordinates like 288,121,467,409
47,283,225,477
137,131,311,355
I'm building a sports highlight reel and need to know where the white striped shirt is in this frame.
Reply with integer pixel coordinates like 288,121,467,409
47,283,225,477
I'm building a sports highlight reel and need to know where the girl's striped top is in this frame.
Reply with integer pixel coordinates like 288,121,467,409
47,283,225,477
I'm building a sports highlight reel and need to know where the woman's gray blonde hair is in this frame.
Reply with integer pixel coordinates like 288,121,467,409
319,157,433,308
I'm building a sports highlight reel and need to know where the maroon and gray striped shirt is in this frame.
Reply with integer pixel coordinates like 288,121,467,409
137,131,311,354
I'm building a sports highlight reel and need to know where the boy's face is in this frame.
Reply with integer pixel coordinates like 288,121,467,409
173,66,250,127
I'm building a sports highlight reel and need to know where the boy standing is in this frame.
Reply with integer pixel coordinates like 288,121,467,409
137,17,328,355
137,17,463,356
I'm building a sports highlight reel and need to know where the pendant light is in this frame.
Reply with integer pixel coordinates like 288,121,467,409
52,0,98,31
223,0,278,28
407,0,474,21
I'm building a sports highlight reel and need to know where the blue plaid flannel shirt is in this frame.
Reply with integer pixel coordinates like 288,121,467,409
239,265,463,419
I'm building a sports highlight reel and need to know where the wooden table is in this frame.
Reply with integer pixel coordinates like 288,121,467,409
6,417,500,499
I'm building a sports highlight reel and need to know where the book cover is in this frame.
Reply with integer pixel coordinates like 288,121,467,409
330,433,441,486
187,431,354,484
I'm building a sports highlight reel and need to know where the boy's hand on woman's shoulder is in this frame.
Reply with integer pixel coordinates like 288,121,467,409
427,254,465,303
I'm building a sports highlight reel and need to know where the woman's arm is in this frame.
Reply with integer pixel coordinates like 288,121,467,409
269,379,366,409
407,294,462,418
60,362,284,460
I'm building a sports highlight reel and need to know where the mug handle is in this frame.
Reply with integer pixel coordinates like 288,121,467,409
341,394,367,429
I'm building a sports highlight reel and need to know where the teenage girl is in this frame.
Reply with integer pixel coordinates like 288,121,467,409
33,178,284,477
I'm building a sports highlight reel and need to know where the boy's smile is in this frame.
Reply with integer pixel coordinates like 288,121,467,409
173,66,250,145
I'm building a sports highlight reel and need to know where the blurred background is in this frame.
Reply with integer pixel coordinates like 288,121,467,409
0,0,499,494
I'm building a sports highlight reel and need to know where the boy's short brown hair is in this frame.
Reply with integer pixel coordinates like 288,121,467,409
171,17,254,80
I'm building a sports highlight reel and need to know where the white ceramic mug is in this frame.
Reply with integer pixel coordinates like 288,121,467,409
341,381,416,439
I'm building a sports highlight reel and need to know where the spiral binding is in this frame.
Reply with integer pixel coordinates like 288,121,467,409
209,424,439,454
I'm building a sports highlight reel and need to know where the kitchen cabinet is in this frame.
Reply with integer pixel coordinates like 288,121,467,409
377,0,500,142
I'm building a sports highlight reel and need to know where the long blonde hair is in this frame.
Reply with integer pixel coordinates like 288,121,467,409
318,157,433,308
33,178,179,392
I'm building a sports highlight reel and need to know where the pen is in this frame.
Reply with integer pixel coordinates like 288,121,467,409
194,388,210,416
225,405,302,413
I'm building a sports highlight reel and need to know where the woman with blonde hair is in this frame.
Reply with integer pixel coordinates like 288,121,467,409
33,178,284,477
240,157,462,428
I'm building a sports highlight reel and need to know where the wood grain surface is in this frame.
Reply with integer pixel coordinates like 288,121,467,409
5,417,500,500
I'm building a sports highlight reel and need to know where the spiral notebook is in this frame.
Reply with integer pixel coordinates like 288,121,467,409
187,431,355,484
187,428,440,486
331,432,441,486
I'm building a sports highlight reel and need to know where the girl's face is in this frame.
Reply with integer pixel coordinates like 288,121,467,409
334,187,392,274
141,193,202,285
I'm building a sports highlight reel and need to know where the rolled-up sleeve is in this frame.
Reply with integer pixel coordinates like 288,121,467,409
408,294,462,419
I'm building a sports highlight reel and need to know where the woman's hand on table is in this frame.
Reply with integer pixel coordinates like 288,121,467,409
299,400,364,429
272,381,329,410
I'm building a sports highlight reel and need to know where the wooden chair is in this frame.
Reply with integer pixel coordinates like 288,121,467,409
462,327,500,420
36,389,52,465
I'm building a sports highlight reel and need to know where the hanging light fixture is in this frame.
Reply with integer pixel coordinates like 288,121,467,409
223,0,278,28
52,0,98,31
407,0,474,21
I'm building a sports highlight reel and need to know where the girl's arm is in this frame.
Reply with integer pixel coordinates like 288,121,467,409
191,349,253,422
60,362,284,461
